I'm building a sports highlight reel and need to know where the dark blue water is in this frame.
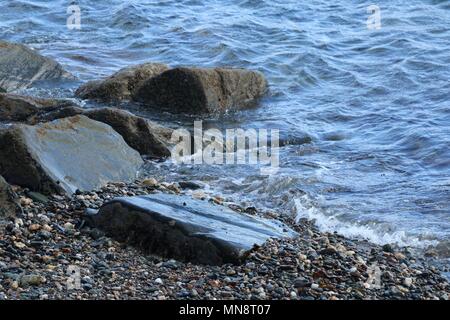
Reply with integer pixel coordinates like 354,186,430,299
1,0,449,256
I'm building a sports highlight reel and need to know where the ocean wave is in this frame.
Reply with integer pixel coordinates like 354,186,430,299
293,194,440,249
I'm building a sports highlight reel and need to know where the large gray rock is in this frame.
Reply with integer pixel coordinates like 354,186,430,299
83,108,171,158
0,175,19,218
0,115,144,195
0,93,79,123
29,106,173,158
86,193,297,265
0,41,73,91
75,63,169,102
134,67,268,113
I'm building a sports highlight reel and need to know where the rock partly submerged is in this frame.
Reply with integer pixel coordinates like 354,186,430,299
134,67,268,114
0,41,73,92
76,65,268,114
86,193,297,265
0,115,144,195
75,63,169,102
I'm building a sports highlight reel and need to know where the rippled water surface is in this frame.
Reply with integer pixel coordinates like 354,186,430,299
1,0,449,256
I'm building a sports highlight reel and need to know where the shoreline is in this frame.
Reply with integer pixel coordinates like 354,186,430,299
1,176,449,300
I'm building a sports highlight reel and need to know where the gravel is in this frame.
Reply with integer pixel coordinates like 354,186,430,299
0,179,449,300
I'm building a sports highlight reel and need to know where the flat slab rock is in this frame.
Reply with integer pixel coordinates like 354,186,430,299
88,193,297,265
0,115,143,195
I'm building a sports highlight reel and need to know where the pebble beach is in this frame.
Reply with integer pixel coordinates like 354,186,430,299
1,175,449,300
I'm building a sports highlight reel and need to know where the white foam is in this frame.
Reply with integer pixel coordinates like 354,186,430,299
293,194,439,248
